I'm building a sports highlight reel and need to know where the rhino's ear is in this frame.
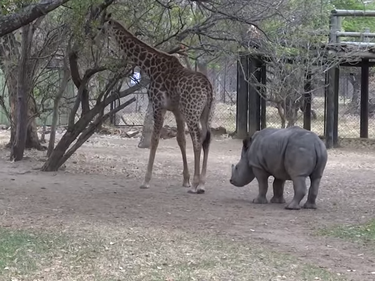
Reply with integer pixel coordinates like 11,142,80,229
242,136,252,151
251,130,260,138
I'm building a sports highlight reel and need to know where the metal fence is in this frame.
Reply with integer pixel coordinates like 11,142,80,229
115,67,372,140
1,65,374,140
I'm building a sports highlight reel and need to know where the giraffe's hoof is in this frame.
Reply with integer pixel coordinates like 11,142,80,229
187,188,197,194
140,184,150,189
182,181,191,188
197,188,205,194
187,187,205,194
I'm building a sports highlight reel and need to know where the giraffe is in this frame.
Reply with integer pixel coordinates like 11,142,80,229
99,13,214,194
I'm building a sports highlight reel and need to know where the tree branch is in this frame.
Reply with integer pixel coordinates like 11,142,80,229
0,0,71,37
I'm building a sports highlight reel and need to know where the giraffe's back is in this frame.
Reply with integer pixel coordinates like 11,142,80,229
168,68,213,114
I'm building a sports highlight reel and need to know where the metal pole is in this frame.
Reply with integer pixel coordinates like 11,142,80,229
332,9,375,17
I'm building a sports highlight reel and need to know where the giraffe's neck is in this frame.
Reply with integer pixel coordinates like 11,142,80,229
109,26,179,79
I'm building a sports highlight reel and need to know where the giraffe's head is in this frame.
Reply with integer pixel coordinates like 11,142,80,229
97,13,134,41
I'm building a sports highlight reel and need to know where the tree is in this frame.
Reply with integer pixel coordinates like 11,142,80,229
41,0,136,171
134,0,283,147
10,24,30,160
47,53,71,157
0,0,71,37
235,0,351,128
0,7,70,155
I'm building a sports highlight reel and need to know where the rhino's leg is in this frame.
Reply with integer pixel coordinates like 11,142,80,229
303,177,321,209
253,168,269,204
285,176,307,210
270,179,286,203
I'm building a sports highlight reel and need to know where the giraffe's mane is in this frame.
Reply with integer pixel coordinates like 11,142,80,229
107,19,174,59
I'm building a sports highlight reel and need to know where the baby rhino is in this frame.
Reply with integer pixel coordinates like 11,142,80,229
230,126,327,210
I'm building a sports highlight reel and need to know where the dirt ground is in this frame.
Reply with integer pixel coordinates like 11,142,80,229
0,130,375,280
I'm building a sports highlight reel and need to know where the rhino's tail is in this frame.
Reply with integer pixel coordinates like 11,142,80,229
313,138,328,176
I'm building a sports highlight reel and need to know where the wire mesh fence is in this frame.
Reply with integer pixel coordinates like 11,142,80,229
0,64,374,141
110,65,375,140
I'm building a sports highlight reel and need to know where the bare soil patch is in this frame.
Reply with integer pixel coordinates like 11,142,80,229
0,131,375,280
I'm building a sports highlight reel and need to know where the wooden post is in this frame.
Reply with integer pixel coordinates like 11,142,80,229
260,63,267,129
333,67,340,146
325,67,335,148
303,71,312,131
248,56,262,136
236,55,249,138
360,58,369,138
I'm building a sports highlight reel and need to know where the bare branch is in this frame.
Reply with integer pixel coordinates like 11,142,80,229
0,0,71,37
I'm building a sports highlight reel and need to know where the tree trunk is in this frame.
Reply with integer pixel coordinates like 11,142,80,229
47,99,62,156
10,25,30,161
24,96,44,150
7,71,18,149
1,31,43,151
276,103,286,128
137,98,153,149
48,58,70,156
42,97,135,171
26,120,44,149
346,73,361,114
285,100,298,128
42,105,99,171
42,129,83,171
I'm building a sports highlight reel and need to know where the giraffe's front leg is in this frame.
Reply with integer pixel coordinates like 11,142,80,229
140,107,165,189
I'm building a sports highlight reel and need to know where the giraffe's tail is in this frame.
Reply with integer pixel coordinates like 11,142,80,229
201,97,214,150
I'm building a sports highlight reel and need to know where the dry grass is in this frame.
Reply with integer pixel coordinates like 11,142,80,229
0,225,347,281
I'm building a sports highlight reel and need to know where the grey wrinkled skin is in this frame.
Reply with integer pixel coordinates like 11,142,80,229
230,126,328,210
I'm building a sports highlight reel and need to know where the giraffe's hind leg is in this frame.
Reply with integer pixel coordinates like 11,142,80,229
140,107,166,189
200,129,211,190
173,111,191,187
186,121,204,194
200,104,211,191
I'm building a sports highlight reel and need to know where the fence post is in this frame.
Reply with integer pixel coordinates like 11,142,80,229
333,67,340,145
303,71,312,131
260,62,267,129
235,54,249,138
325,67,336,148
360,58,369,138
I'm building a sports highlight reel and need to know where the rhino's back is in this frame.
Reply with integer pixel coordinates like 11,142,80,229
249,126,324,179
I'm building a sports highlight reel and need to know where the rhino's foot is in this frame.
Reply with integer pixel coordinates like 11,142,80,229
285,201,301,210
253,196,268,204
303,201,317,209
270,196,286,204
